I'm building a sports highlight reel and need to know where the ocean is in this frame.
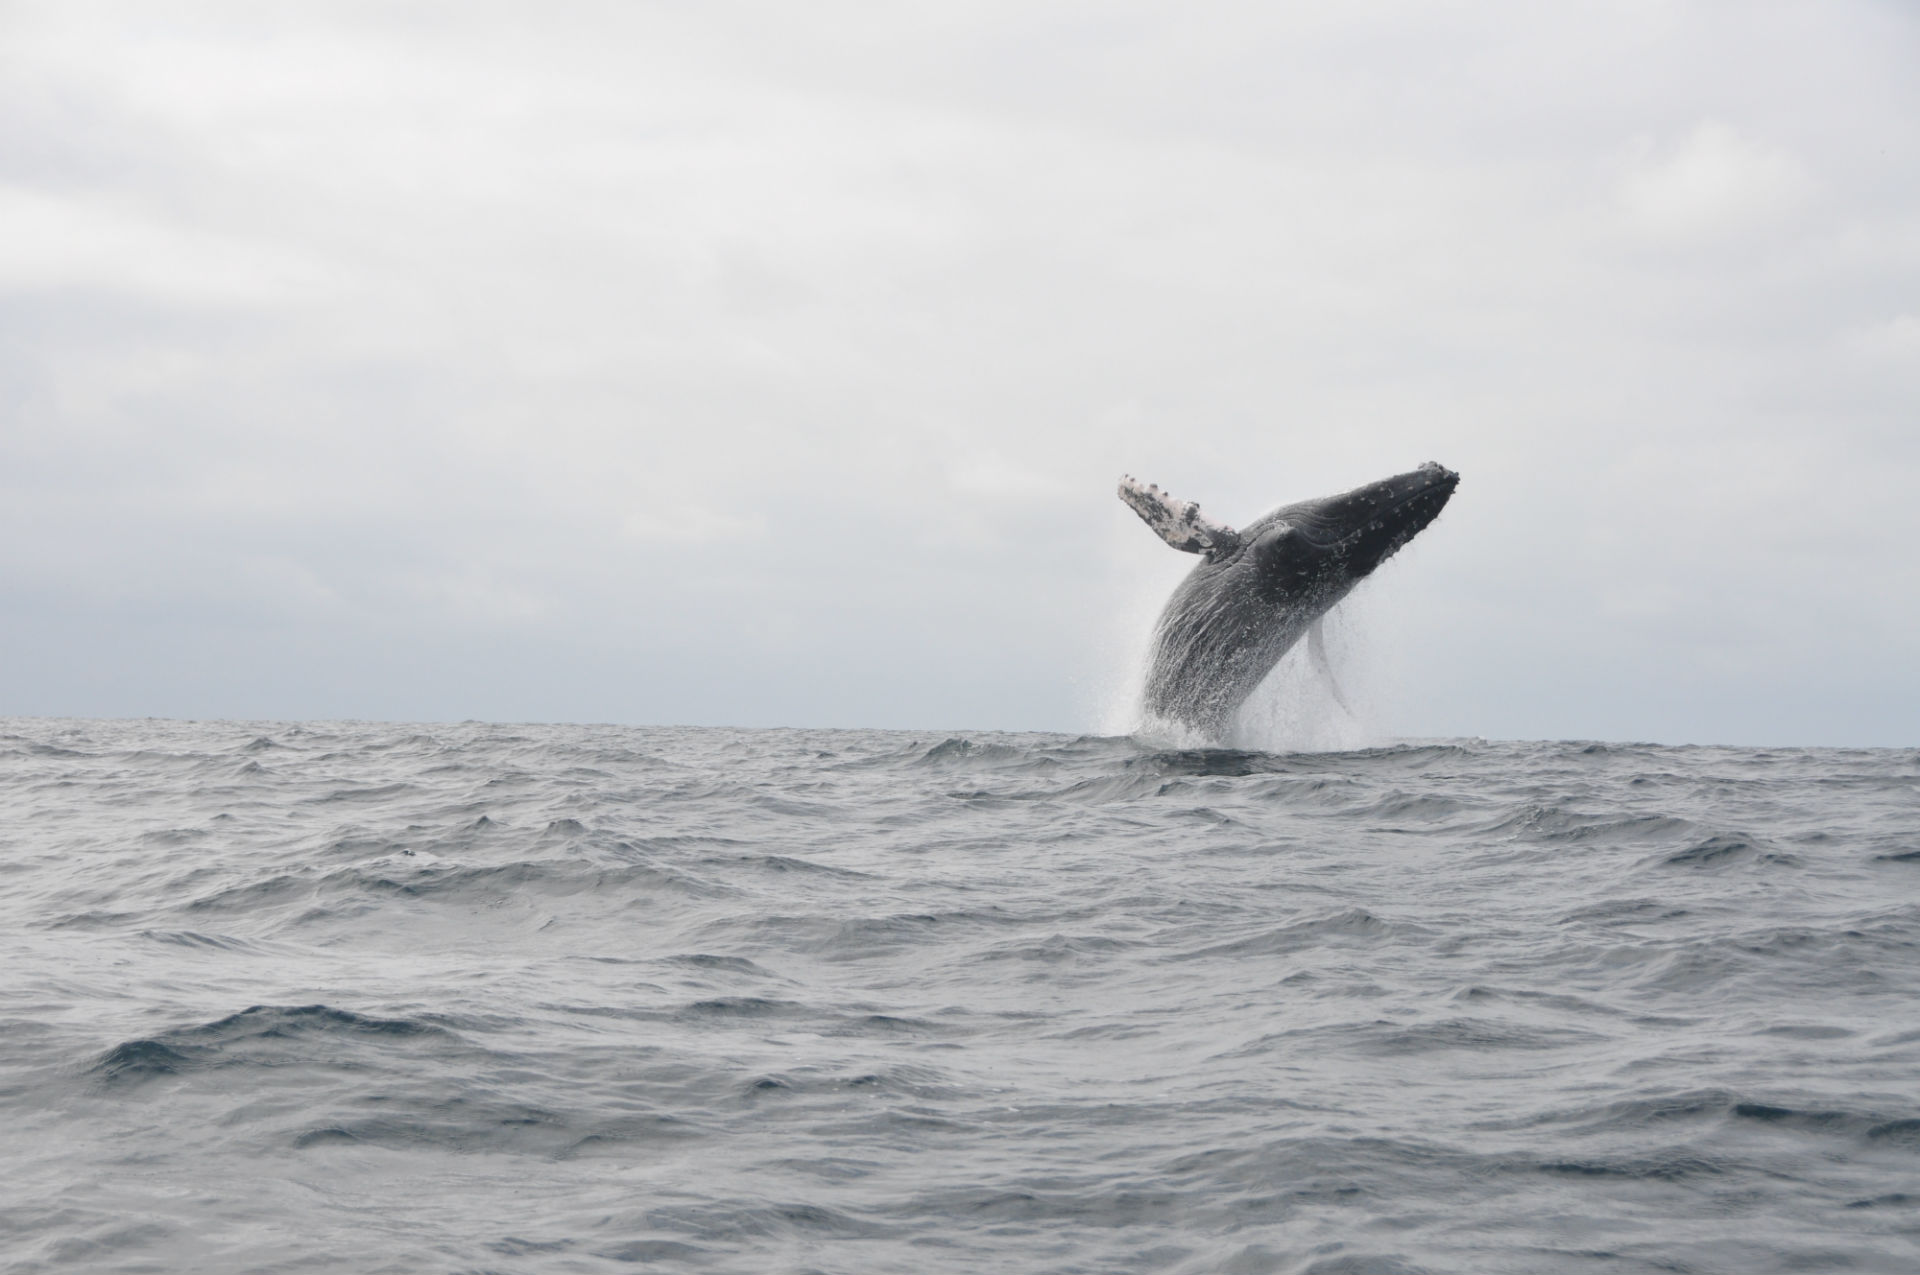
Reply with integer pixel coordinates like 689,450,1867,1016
2,717,1917,1273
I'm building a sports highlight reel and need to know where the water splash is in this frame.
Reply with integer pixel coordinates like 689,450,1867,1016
1227,603,1387,752
1111,584,1390,753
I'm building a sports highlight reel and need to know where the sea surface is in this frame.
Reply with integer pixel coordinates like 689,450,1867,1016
3,718,1918,1274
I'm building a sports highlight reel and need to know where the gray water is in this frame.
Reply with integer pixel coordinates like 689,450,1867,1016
3,718,1918,1274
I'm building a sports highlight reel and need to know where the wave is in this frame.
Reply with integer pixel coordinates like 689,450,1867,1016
8,719,1919,1273
90,1003,454,1085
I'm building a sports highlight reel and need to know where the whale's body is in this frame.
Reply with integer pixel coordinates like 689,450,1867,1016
1122,463,1459,737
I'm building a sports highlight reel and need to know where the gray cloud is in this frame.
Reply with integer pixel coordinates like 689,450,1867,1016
2,0,1916,742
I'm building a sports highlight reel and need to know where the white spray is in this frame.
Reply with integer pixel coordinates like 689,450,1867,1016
1104,579,1392,753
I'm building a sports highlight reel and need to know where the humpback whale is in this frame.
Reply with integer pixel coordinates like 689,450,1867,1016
1121,462,1459,737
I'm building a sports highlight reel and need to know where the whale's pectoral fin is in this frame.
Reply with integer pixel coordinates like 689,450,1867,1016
1118,476,1242,559
1307,618,1354,716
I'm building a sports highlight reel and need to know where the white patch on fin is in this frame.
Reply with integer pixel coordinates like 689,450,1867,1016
1118,476,1242,558
1307,618,1354,716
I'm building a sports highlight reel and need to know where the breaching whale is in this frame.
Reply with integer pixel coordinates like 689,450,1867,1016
1120,462,1459,737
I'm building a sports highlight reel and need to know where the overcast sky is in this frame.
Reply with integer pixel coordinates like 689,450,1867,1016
2,1,1916,745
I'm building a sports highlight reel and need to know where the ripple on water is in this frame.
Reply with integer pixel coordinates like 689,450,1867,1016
0,720,1915,1273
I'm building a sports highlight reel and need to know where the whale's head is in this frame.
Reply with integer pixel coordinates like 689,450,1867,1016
1246,462,1459,601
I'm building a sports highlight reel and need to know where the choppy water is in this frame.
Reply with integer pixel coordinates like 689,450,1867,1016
3,718,1918,1274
